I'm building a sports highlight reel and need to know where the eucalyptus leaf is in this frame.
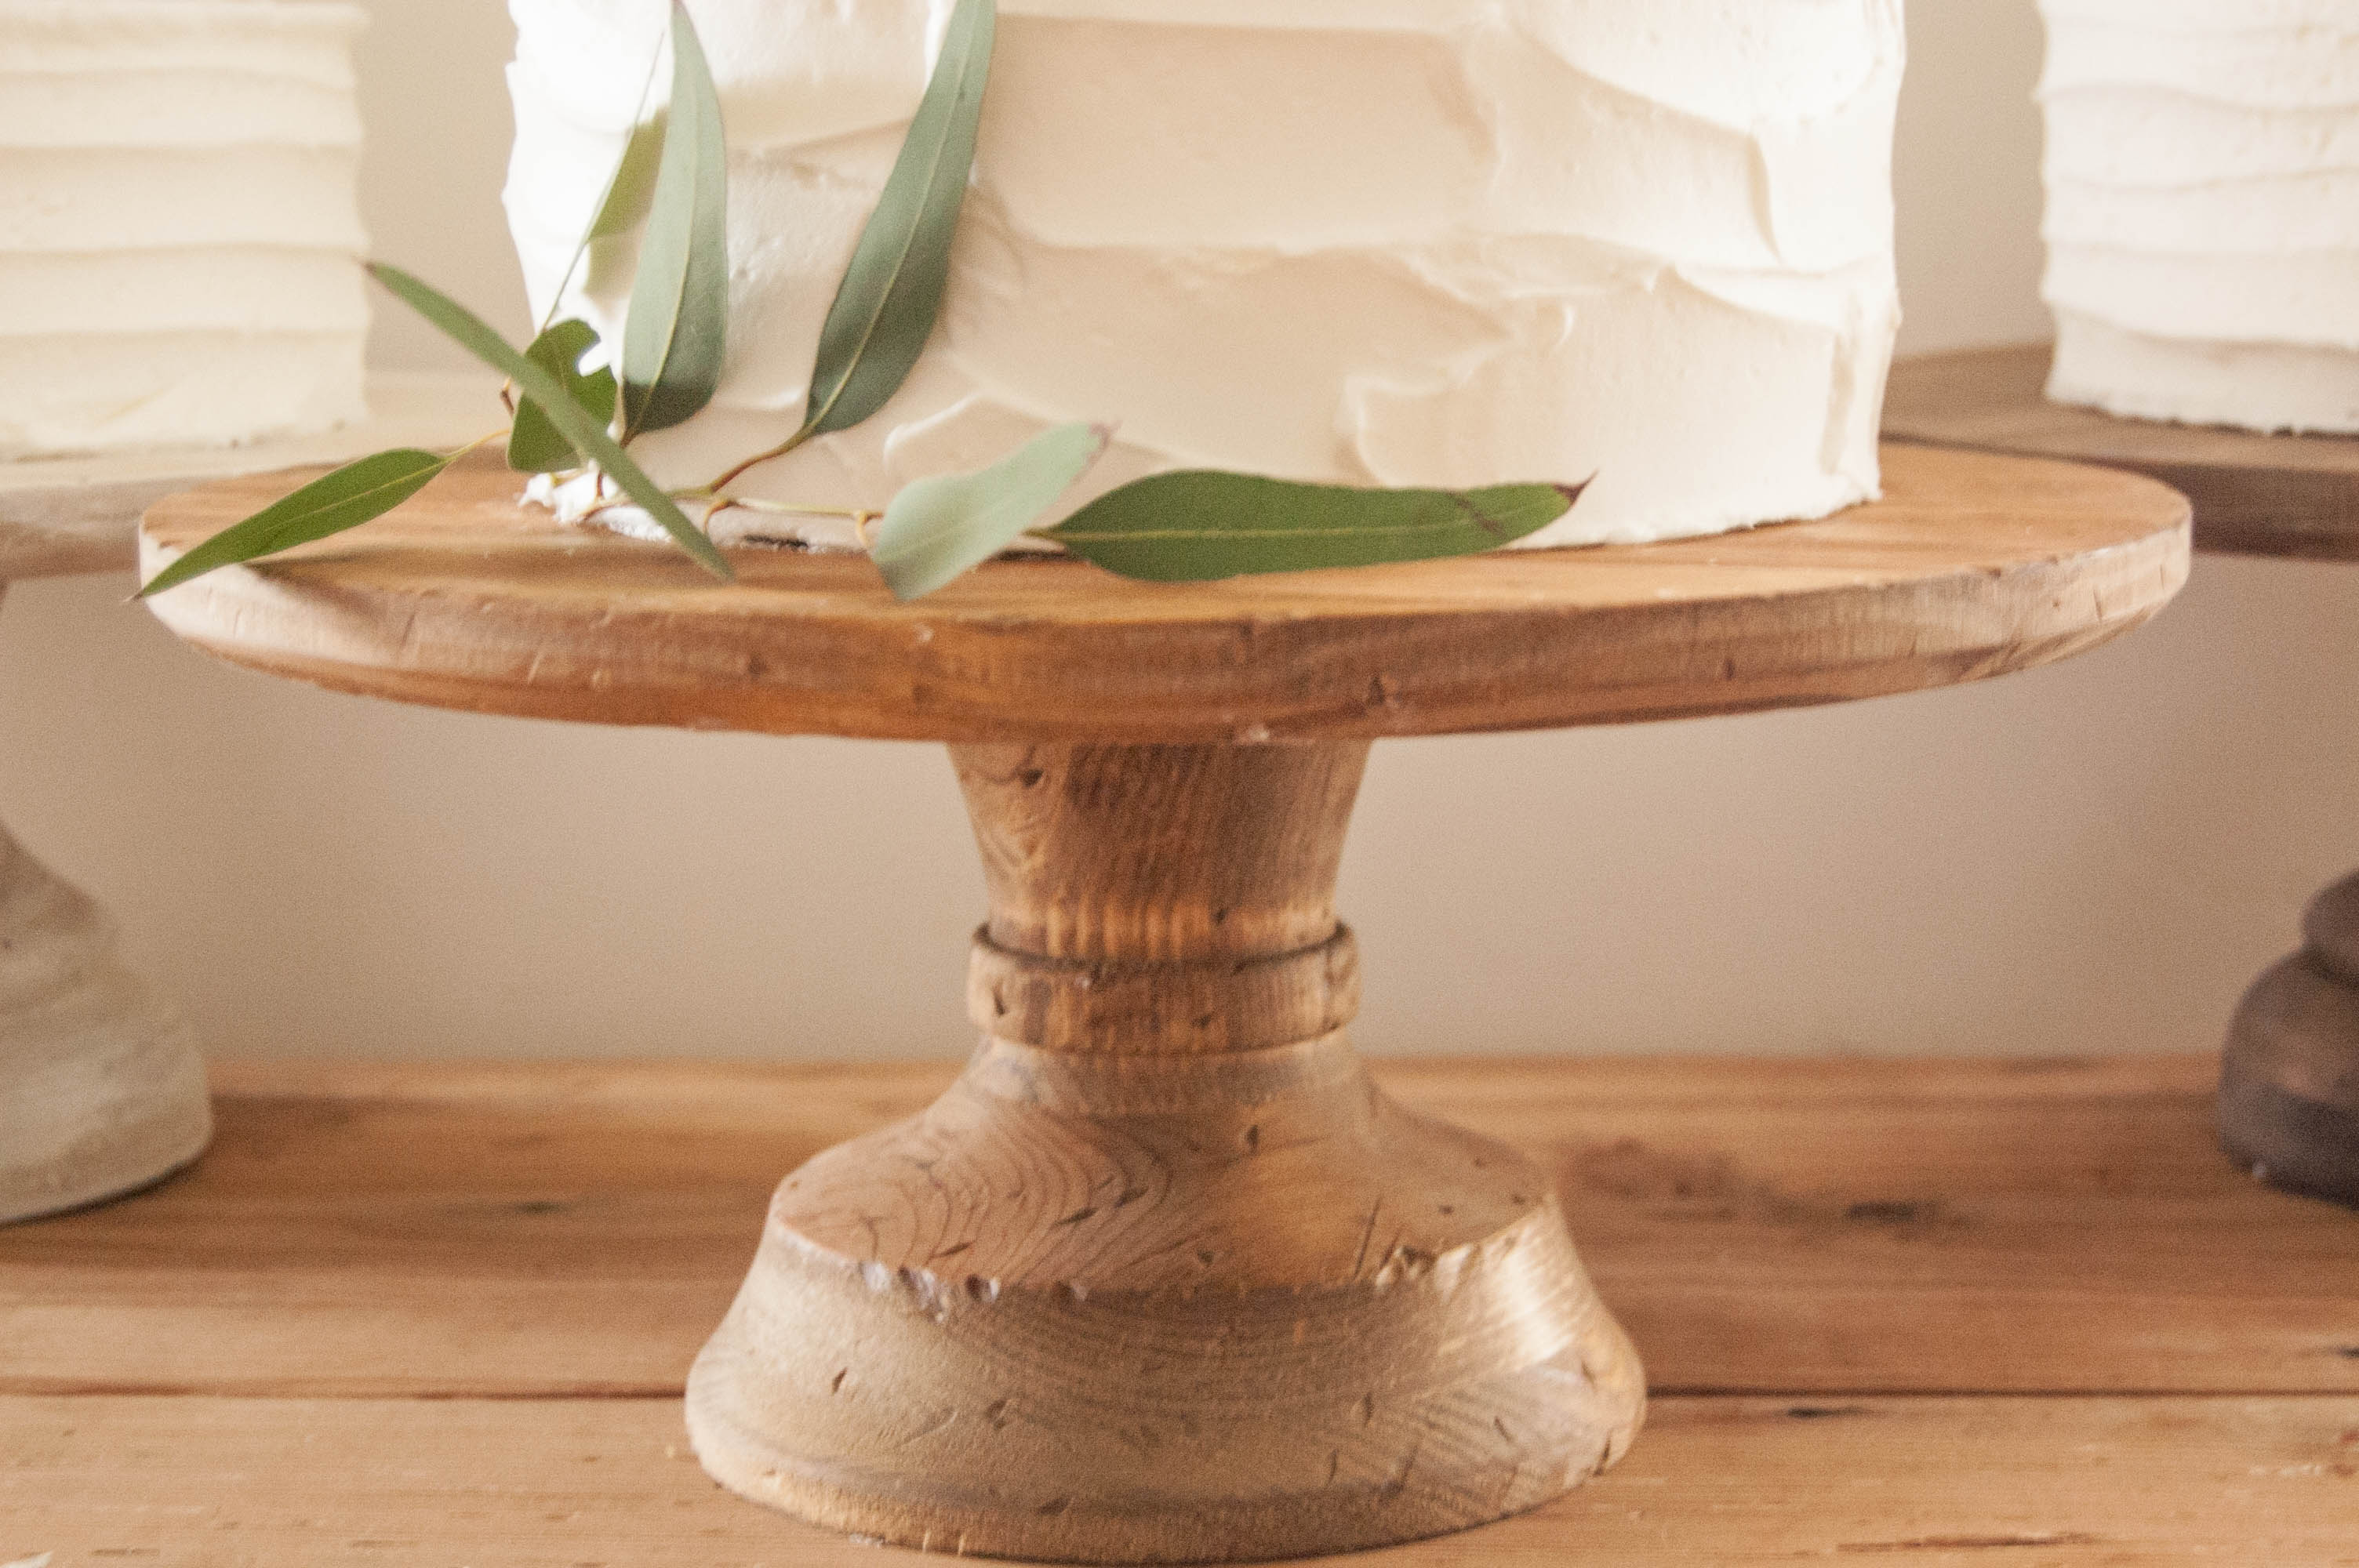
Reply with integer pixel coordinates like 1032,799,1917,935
872,422,1107,600
508,318,620,474
591,110,670,245
369,261,732,579
137,448,453,598
1045,474,1587,583
801,0,994,437
543,107,669,328
620,1,728,440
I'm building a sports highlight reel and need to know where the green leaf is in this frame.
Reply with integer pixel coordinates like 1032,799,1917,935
1045,474,1587,583
872,423,1107,601
801,0,994,437
137,448,453,597
369,261,732,580
508,319,620,474
591,111,670,245
542,104,669,330
620,1,728,440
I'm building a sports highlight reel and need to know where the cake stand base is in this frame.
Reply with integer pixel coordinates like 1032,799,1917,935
2219,871,2359,1208
0,818,210,1225
685,743,1641,1563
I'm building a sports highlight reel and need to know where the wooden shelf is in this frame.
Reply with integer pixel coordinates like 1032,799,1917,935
5,1054,2356,1564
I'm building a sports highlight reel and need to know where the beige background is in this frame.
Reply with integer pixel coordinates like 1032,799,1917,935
2,1,2354,1063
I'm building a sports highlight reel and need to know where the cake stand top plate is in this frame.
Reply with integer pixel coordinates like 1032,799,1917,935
1885,343,2359,562
1,372,496,582
140,442,2188,745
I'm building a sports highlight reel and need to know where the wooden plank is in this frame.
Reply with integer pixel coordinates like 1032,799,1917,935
138,445,2189,743
1884,343,2359,561
5,1058,2356,1400
4,1393,2356,1566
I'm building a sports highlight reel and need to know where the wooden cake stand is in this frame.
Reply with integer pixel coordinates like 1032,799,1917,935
1888,343,2359,1207
140,442,2188,1563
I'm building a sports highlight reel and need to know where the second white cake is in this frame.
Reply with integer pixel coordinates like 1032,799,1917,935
0,0,371,459
507,0,1906,552
2041,0,2359,434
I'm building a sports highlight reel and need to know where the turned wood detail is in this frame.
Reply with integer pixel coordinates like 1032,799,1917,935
954,743,1369,1055
687,742,1645,1562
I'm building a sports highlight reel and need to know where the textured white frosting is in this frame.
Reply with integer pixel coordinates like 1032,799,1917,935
2040,0,2359,434
0,1,370,459
507,0,1903,551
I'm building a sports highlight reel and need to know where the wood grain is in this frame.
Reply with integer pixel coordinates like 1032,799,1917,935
6,1056,2355,1405
686,745,1643,1560
137,443,2190,743
1885,343,2359,561
5,1393,2357,1566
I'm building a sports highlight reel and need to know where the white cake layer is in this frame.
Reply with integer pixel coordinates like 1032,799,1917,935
507,0,1904,550
0,334,368,458
0,0,370,457
2039,0,2359,433
2053,314,2359,436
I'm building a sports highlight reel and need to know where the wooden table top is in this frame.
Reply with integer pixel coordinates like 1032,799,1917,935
4,1054,2354,1564
140,444,2189,743
1885,343,2359,563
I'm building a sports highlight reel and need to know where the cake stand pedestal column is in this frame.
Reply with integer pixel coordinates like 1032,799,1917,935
1888,343,2359,1207
140,442,2188,1562
0,374,493,1224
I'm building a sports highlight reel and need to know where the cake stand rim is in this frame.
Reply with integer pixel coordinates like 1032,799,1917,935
136,440,2191,744
1884,341,2359,563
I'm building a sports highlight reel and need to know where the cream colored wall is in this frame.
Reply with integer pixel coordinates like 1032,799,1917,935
2,1,2353,1062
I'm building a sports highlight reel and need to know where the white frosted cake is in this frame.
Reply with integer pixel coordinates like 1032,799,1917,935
507,0,1905,551
0,0,370,459
2041,0,2359,434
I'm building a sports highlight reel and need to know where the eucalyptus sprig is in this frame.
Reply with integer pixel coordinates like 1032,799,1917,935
140,0,1594,604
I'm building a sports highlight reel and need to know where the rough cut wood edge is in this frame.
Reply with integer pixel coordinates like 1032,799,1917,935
1885,343,2359,561
137,443,2190,743
0,372,497,581
686,1036,1645,1564
0,811,211,1225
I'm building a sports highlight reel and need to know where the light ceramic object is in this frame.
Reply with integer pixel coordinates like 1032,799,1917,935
0,588,209,1225
140,445,2188,1560
505,0,1905,552
0,372,503,579
0,0,371,457
0,371,487,1222
2038,0,2359,434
